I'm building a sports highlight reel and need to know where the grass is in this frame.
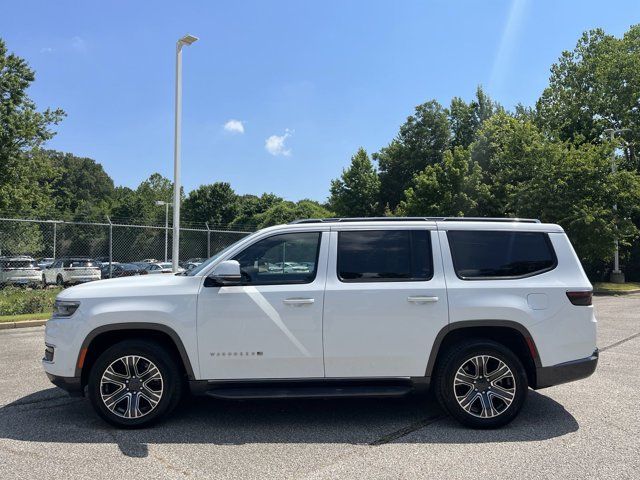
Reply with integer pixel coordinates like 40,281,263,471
0,286,61,322
593,282,640,293
0,312,50,323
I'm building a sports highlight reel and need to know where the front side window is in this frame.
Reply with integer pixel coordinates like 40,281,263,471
233,232,321,285
447,230,557,280
337,230,433,282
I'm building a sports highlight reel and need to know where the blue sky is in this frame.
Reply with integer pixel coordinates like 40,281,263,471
2,0,639,202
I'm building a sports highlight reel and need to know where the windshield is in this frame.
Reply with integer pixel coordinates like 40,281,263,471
186,235,252,276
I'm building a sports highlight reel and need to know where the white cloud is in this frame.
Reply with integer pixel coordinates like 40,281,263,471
40,47,54,54
71,36,87,52
265,129,292,156
223,119,245,134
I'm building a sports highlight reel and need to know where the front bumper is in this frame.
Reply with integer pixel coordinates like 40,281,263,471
534,349,599,389
45,373,84,396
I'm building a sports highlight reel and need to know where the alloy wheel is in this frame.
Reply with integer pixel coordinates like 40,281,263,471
99,355,164,419
453,354,516,418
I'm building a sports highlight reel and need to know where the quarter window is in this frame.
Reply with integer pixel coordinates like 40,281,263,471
447,230,557,279
337,230,433,282
233,232,321,285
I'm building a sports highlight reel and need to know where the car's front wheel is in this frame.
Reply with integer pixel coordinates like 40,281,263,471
88,340,182,428
434,339,528,429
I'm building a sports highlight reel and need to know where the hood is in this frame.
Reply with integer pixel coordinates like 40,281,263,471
57,272,202,300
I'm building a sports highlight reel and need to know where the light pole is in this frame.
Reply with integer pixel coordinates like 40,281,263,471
172,34,198,273
603,127,630,284
155,201,172,262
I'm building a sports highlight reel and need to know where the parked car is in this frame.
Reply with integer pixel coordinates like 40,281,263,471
140,258,160,264
42,258,101,286
143,262,181,274
37,257,55,269
101,263,148,278
99,262,119,278
183,261,202,272
0,256,41,287
181,257,205,268
43,217,597,429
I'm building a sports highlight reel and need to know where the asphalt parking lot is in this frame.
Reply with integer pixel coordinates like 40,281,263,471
1,296,639,479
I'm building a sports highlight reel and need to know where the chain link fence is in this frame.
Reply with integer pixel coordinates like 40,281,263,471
0,216,252,266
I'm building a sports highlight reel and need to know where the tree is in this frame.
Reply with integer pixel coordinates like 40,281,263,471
231,193,282,228
449,86,502,149
511,142,640,265
183,182,238,227
329,147,380,217
253,199,333,228
43,150,114,217
470,113,555,215
374,100,450,210
0,39,65,215
398,147,488,217
536,26,640,166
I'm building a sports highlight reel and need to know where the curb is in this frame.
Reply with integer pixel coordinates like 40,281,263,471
0,319,47,330
594,289,640,296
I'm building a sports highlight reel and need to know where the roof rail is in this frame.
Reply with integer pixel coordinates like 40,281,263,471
289,217,540,224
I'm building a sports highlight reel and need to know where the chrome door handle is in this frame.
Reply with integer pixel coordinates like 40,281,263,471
407,296,439,303
283,298,315,305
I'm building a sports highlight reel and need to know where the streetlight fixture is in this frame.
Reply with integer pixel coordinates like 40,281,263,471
172,34,198,273
155,200,172,262
603,127,630,284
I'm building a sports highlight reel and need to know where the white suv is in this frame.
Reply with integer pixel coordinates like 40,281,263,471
42,218,598,428
0,256,41,287
42,258,102,287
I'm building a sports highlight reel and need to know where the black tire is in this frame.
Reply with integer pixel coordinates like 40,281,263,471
88,340,182,428
56,275,64,287
434,339,528,429
42,274,47,287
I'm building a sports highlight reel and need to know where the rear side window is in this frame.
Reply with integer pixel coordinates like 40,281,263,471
447,230,557,280
337,230,433,282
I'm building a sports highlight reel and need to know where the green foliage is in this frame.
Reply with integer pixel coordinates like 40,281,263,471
511,142,640,264
183,182,238,226
230,193,283,228
374,100,450,210
399,147,488,217
0,287,60,316
329,148,380,217
449,86,502,149
43,150,115,217
536,26,640,164
0,222,44,256
0,39,65,216
253,199,333,228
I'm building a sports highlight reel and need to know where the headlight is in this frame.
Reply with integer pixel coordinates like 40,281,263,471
52,300,80,318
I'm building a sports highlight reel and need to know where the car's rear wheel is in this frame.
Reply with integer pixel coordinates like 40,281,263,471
56,275,64,287
434,339,528,429
88,340,182,428
42,274,47,287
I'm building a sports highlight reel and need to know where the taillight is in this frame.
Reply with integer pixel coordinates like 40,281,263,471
566,291,592,306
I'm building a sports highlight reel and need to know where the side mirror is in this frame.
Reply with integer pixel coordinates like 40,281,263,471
207,260,241,286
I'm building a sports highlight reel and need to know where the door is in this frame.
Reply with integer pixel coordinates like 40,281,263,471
197,230,329,380
45,260,62,283
323,227,449,378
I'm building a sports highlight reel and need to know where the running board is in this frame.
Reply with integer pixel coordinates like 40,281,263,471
202,383,414,400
